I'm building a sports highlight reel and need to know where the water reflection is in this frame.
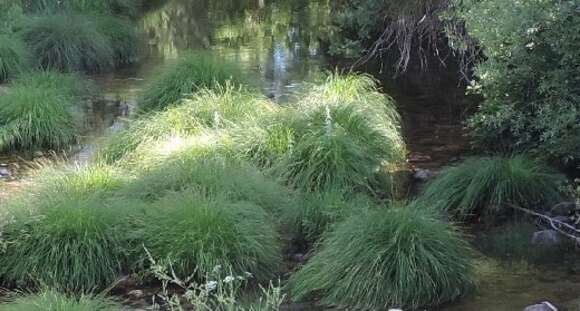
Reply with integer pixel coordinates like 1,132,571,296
141,0,330,101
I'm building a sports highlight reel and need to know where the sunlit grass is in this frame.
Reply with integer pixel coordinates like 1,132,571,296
417,155,564,221
98,86,274,163
11,70,93,98
0,290,120,311
139,189,282,281
0,34,30,83
234,73,406,194
138,53,249,112
19,14,114,73
289,205,475,310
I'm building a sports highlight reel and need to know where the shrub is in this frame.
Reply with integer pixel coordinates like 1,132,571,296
240,73,406,193
0,291,120,311
417,156,564,221
95,15,140,66
138,53,248,112
289,206,474,310
98,87,274,162
0,34,30,83
0,86,79,151
0,199,135,293
19,14,114,73
118,141,296,219
140,189,281,281
451,0,580,162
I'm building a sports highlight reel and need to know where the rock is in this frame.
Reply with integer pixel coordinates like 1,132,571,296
531,230,561,246
128,289,145,299
413,169,433,181
523,301,558,311
0,167,11,177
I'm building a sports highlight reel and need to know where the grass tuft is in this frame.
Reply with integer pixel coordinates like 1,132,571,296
234,73,406,194
138,53,249,112
0,199,135,293
0,34,30,83
0,85,79,152
417,155,564,221
289,205,474,310
22,0,142,18
139,189,282,281
0,290,120,311
98,86,274,163
19,14,114,73
95,15,140,67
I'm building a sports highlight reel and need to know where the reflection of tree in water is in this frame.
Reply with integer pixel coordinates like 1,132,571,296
141,0,331,100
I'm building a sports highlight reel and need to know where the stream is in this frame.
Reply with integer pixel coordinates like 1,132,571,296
1,0,580,309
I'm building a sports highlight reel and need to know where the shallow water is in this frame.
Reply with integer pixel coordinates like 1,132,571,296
1,0,578,309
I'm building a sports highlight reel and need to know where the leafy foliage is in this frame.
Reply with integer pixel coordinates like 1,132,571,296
289,205,474,310
452,0,580,162
417,156,564,221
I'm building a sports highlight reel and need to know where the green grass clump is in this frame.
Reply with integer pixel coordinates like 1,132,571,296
0,86,79,152
95,15,140,66
98,87,274,162
298,191,376,242
140,189,281,280
236,73,406,194
11,70,93,98
289,206,474,310
417,156,564,221
22,0,142,18
0,34,30,82
138,53,248,112
119,142,296,219
19,14,114,73
0,291,120,311
0,199,134,293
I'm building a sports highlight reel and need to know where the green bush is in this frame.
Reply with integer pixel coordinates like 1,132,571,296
98,87,274,163
140,189,281,281
417,156,564,221
236,73,406,193
289,206,474,310
0,34,30,82
95,15,140,66
451,0,580,162
138,53,248,112
0,199,135,293
0,85,80,151
0,291,120,311
19,14,114,73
